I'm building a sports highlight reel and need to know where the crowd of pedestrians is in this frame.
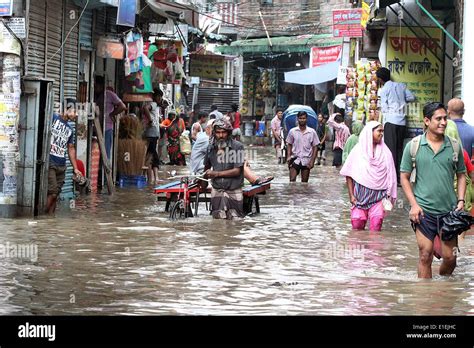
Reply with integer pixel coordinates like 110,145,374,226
50,73,474,280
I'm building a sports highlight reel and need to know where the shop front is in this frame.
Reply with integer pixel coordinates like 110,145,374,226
363,0,462,137
217,34,343,139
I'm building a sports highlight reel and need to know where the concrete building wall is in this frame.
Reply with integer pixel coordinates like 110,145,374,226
235,0,326,37
462,0,474,124
453,0,463,99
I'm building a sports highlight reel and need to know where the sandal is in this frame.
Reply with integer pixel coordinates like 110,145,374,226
254,176,274,185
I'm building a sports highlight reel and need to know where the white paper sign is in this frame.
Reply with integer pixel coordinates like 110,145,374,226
336,66,348,85
2,17,26,38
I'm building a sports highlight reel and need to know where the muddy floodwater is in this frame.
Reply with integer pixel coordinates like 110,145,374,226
0,146,473,315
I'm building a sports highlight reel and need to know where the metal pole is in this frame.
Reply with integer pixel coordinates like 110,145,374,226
259,11,272,48
415,0,463,50
275,59,279,108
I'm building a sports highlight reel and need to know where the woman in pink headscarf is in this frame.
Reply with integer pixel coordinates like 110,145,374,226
340,121,397,231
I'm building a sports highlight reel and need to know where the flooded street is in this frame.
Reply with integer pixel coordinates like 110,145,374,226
0,145,473,315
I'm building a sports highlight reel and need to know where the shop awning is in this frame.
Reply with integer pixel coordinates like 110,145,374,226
284,60,341,85
146,0,199,27
216,34,343,55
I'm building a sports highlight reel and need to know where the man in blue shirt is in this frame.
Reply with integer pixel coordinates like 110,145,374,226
448,98,474,158
377,67,416,184
47,98,82,215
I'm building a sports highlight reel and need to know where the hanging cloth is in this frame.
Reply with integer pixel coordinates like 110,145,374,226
135,42,157,93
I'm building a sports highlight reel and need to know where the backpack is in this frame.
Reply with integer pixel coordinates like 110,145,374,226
409,134,460,184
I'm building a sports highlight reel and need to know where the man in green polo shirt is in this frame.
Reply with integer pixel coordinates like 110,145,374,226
400,102,466,279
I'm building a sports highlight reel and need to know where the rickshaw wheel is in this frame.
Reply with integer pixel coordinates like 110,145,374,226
169,200,185,220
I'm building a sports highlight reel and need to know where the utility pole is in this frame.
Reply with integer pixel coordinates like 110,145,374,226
259,11,272,48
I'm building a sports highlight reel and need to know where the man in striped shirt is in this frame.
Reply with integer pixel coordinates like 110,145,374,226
328,112,350,167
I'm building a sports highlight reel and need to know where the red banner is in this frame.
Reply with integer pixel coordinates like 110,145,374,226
310,45,342,68
333,9,363,38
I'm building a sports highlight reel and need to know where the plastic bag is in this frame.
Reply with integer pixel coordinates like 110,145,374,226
382,197,393,212
179,130,191,155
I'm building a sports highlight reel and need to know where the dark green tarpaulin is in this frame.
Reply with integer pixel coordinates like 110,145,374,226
216,34,343,55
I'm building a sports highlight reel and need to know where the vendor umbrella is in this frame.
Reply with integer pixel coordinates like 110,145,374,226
281,104,318,137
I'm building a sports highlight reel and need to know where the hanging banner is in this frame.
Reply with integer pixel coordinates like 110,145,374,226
310,45,342,68
150,40,185,85
0,0,12,16
361,1,370,29
116,0,137,27
189,54,225,79
386,26,443,136
333,9,363,38
96,36,124,59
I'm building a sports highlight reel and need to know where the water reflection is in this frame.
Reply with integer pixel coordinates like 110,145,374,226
0,146,472,315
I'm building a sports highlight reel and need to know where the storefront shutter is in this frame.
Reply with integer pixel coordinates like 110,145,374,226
79,8,93,49
106,7,118,33
45,0,64,106
187,87,240,114
63,0,80,99
27,0,47,78
27,0,63,104
95,7,106,35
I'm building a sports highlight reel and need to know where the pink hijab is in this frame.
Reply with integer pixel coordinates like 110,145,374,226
340,121,397,199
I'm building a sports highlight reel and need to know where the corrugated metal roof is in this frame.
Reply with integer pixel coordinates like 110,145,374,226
216,34,343,55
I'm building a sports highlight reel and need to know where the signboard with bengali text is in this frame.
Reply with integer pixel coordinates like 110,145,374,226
333,9,363,38
310,45,342,68
386,26,443,136
190,54,225,79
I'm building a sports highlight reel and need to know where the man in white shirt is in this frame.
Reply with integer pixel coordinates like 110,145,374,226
377,67,415,184
191,112,208,144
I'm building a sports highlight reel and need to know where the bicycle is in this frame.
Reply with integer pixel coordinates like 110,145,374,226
168,174,209,220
